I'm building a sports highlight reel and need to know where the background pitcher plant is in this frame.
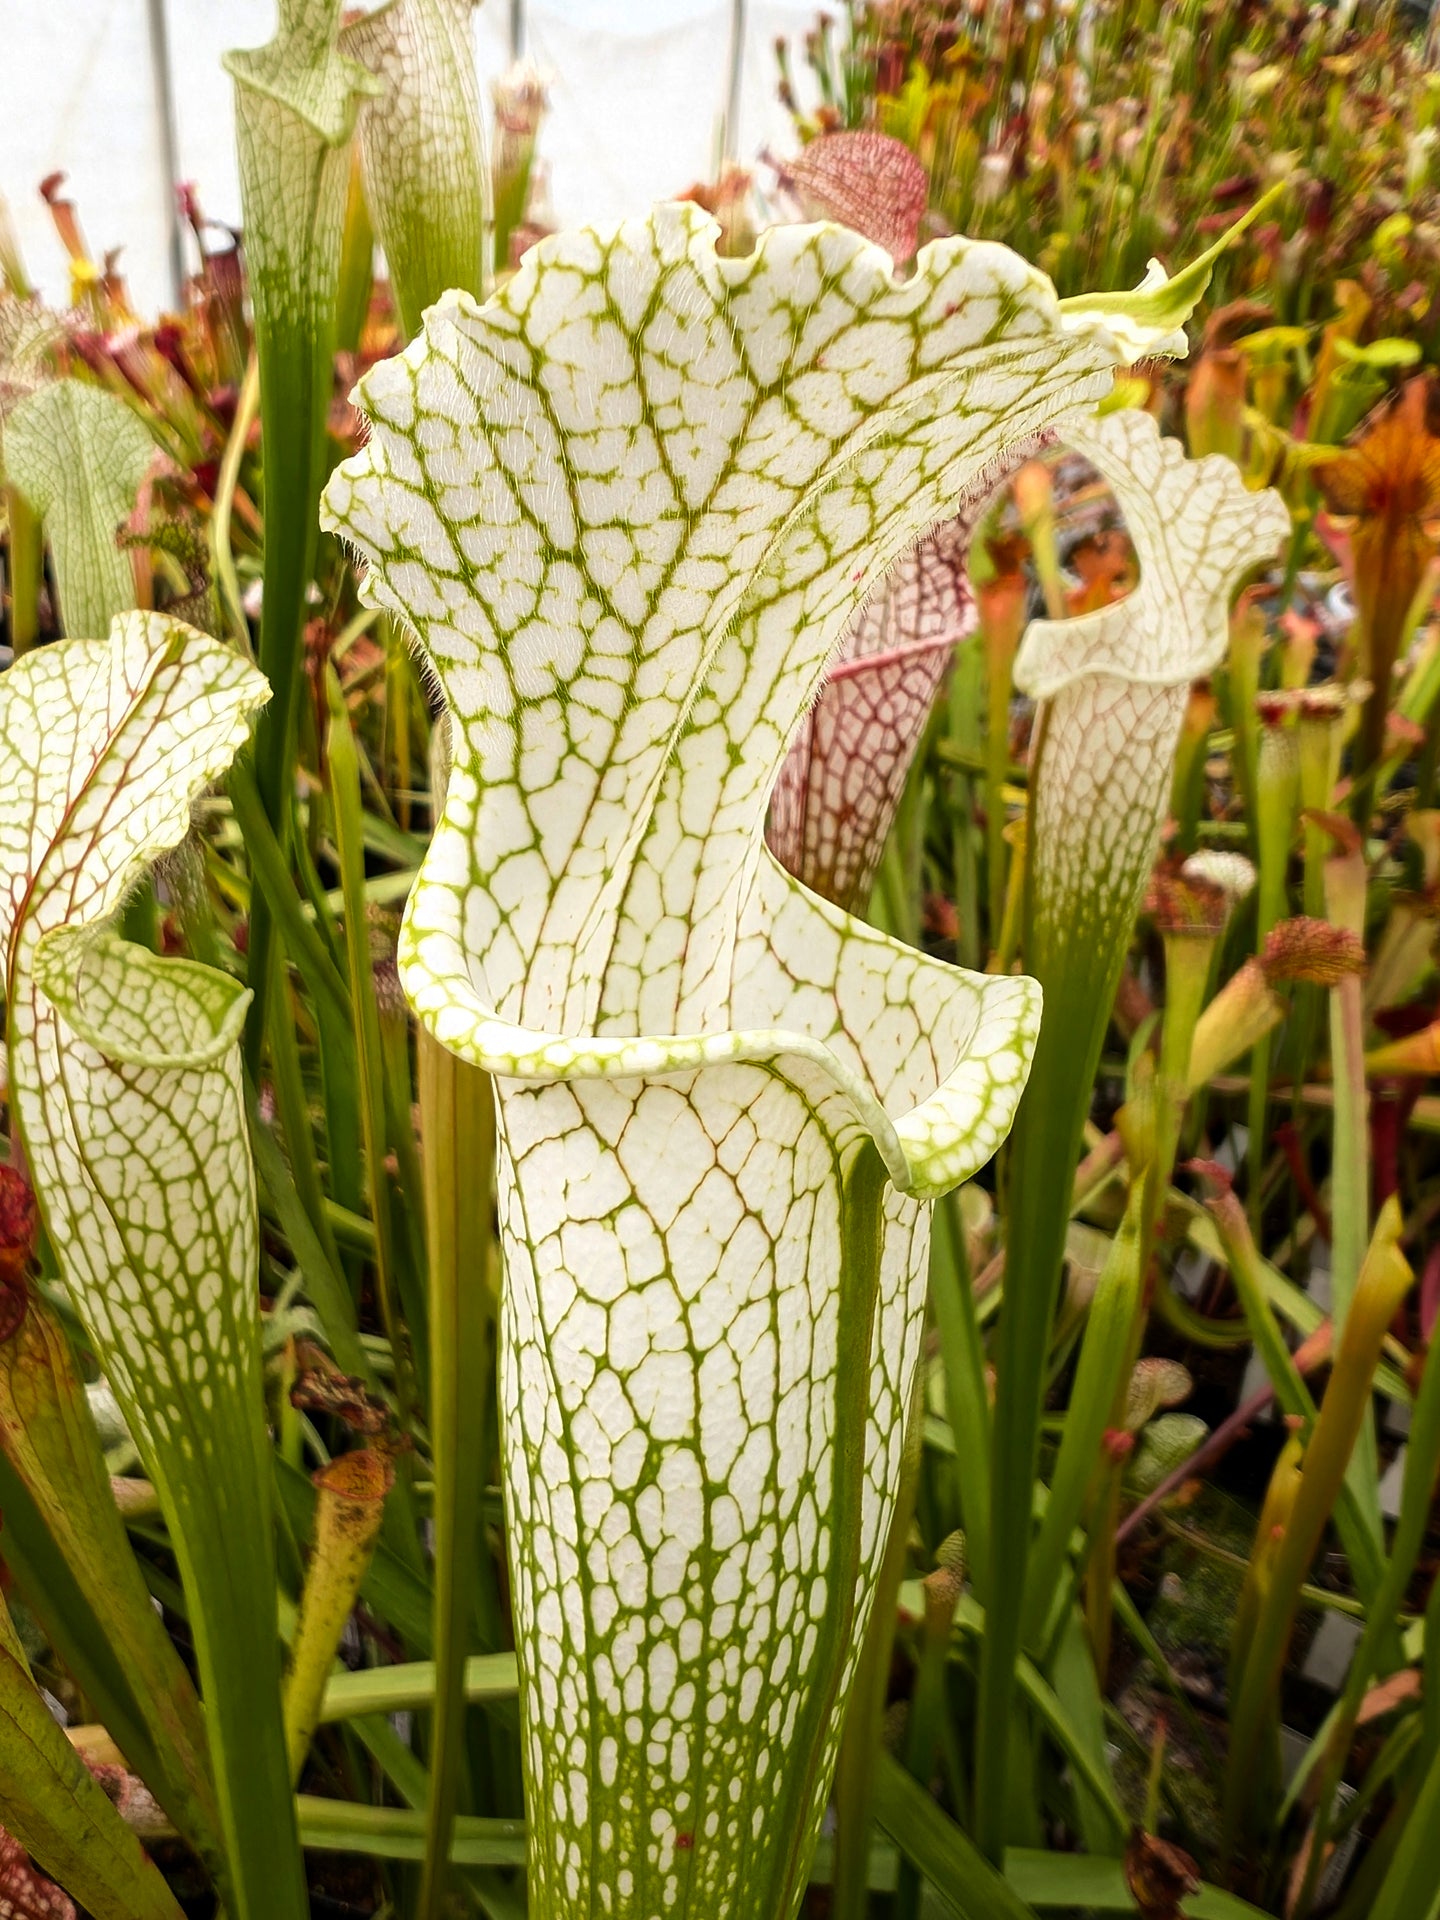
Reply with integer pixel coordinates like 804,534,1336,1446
971,408,1291,1859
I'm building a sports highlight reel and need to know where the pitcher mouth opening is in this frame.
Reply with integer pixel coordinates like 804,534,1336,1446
400,853,1041,1204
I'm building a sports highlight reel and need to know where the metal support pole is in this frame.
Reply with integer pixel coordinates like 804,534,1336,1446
721,0,746,166
145,0,186,305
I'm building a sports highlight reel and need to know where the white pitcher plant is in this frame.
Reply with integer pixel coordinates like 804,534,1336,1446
319,202,1258,1915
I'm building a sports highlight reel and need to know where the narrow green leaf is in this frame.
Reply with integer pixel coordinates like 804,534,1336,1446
296,1795,526,1867
955,1593,1127,1842
325,665,428,1402
832,1377,925,1920
209,354,260,650
246,1073,372,1383
872,1753,1037,1920
228,757,354,1029
319,1651,519,1723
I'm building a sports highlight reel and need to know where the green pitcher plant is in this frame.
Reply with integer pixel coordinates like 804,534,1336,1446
0,613,306,1920
322,203,1239,1916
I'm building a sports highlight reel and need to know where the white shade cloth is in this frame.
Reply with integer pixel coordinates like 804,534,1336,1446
0,0,816,315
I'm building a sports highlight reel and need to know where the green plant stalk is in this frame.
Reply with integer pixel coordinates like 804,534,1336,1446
771,1146,895,1920
386,621,414,831
416,1026,497,1920
0,1590,188,1920
4,485,41,655
1227,598,1266,840
1168,685,1214,857
1299,713,1344,920
832,1372,925,1920
1204,1182,1385,1599
1226,1435,1302,1811
0,1291,224,1876
1049,1605,1118,1854
296,1795,525,1869
1324,838,1370,1335
334,145,375,359
1157,928,1214,1177
1286,706,1345,1090
975,702,1136,1860
894,1563,966,1919
929,1190,992,1598
994,818,1027,974
1249,721,1299,1217
948,640,985,971
224,1,378,1067
1294,1313,1440,1918
1365,1712,1440,1920
142,1228,309,1919
326,665,428,1409
981,583,1023,954
229,757,353,1029
1222,1200,1412,1858
1424,1570,1440,1764
1069,1109,1161,1678
1021,1184,1145,1649
1324,831,1384,1532
976,936,1115,1858
1328,1735,1428,1920
210,355,260,651
284,1449,394,1780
